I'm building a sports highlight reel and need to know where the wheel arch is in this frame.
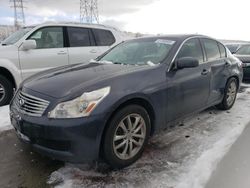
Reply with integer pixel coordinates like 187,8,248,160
227,75,240,90
99,97,156,158
0,67,16,89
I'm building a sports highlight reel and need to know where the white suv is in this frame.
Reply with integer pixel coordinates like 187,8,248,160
0,22,126,106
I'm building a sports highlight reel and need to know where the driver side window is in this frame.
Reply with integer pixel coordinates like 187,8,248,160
177,38,204,64
28,27,64,49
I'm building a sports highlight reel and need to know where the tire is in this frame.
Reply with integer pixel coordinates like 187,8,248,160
103,105,151,169
0,75,14,106
216,77,238,110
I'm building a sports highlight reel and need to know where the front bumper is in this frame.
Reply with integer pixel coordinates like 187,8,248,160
9,105,106,163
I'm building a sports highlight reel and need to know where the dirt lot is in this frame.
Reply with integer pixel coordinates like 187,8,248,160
0,130,63,188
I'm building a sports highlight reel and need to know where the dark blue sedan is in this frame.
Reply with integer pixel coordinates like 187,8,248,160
10,35,243,168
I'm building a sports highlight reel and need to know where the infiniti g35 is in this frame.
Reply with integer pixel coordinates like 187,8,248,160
10,35,243,168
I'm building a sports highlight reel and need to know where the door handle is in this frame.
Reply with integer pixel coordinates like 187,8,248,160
57,51,67,55
90,49,97,53
201,69,209,75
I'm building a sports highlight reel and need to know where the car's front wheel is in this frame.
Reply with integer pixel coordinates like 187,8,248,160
103,105,151,169
216,77,238,110
0,75,14,106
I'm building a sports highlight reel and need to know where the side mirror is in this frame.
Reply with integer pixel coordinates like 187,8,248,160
22,40,37,50
176,57,199,69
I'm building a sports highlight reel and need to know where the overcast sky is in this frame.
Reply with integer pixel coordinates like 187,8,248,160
0,0,250,40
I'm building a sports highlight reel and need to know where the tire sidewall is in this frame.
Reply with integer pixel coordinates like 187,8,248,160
0,75,14,106
223,77,238,109
103,105,151,169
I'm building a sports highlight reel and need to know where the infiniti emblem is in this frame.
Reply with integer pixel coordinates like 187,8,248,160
19,99,25,106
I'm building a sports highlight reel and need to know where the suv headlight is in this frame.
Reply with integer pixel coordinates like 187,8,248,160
48,87,110,118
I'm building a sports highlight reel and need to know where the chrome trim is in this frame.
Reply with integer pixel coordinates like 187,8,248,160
14,91,50,117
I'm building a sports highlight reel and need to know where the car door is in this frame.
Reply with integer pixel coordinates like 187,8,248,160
201,38,229,104
166,38,210,122
91,28,116,55
19,26,69,79
66,27,100,64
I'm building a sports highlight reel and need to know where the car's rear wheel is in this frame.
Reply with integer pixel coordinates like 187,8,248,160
103,105,151,169
216,77,238,110
0,75,14,106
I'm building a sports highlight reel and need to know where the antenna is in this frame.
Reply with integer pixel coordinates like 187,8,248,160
10,0,25,30
80,0,99,24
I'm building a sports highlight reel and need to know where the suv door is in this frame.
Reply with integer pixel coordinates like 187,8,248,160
166,38,210,122
19,26,69,79
201,38,229,104
66,27,100,64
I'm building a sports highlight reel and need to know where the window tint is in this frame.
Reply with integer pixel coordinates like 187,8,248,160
92,29,115,46
218,43,226,57
29,27,64,49
202,39,221,61
68,27,92,47
177,38,204,63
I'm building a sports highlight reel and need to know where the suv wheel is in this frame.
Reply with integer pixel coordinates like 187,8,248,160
0,75,14,106
216,77,238,110
103,105,151,169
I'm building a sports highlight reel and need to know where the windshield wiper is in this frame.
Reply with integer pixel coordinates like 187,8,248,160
1,43,7,46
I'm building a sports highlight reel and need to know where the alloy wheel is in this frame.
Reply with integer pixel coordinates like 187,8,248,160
226,81,237,106
0,84,5,103
113,113,146,160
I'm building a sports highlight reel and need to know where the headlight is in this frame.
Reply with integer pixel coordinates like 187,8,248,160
48,87,110,118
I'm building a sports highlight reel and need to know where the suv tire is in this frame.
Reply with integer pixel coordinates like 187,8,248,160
0,75,14,106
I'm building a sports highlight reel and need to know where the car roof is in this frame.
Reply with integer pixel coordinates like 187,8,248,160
26,22,120,31
128,34,212,43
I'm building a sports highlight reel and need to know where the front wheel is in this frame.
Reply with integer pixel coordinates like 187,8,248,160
216,77,238,110
103,105,151,169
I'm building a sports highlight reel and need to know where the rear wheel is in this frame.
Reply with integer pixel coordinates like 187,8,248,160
216,77,238,110
103,105,151,169
0,75,14,106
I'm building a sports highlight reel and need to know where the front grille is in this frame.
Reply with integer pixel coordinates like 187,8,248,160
14,91,50,117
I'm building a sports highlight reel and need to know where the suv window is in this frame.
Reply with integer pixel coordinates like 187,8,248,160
218,43,226,57
202,39,221,61
177,38,204,63
29,27,64,49
92,29,115,46
68,27,93,47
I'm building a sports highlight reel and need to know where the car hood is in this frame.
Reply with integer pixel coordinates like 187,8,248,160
234,54,250,63
23,63,152,99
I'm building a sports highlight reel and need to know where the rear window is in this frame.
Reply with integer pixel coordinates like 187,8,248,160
67,27,92,47
92,29,115,46
202,39,221,61
218,43,226,57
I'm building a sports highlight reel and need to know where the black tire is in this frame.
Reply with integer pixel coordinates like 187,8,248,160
103,105,151,169
216,77,238,110
0,75,14,106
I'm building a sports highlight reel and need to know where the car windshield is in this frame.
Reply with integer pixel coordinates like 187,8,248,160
1,28,32,45
98,39,175,66
235,45,250,55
